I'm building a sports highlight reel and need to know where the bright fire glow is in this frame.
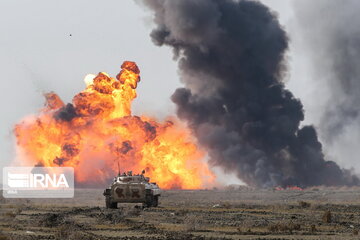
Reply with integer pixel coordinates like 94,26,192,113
14,61,214,189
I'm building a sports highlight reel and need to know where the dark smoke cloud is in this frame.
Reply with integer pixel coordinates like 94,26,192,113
292,0,360,143
54,103,78,122
143,0,359,187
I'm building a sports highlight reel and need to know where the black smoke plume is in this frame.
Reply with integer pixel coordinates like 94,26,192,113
143,0,359,187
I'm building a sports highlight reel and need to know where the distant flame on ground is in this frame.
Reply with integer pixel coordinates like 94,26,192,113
14,61,215,189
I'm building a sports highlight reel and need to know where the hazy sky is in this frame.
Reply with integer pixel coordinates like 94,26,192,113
0,1,355,184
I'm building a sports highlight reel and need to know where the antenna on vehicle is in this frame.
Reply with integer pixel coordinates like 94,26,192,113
117,161,120,177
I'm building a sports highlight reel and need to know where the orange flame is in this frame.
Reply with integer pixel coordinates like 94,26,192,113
14,61,214,189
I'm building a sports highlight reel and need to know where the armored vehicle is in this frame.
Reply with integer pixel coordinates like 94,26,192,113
103,171,161,209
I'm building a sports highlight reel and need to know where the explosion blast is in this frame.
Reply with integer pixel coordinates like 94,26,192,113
14,61,214,189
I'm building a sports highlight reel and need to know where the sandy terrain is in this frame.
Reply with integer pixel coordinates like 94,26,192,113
1,187,360,239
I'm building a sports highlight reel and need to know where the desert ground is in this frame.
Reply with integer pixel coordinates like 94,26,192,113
1,187,360,239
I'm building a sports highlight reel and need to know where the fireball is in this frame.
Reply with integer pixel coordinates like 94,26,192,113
14,61,214,189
